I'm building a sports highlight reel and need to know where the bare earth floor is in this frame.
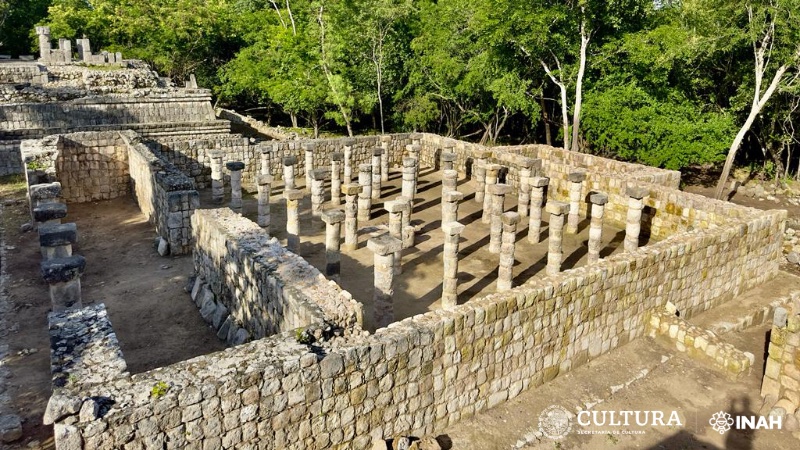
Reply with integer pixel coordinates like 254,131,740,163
216,166,643,331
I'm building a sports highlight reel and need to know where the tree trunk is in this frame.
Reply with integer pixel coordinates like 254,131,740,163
558,84,569,150
290,112,298,128
714,64,788,199
540,97,552,146
571,21,590,153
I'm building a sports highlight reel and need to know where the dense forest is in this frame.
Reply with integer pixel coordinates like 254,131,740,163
1,0,799,196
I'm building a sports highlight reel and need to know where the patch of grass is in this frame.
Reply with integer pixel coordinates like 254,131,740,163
150,381,170,398
0,174,27,200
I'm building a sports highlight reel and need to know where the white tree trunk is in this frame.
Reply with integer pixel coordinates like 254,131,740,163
571,20,590,152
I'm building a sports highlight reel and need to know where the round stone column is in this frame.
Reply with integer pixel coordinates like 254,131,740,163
587,192,608,264
257,174,273,229
341,183,362,251
442,152,457,171
260,144,274,176
380,135,391,181
331,152,343,206
545,201,570,276
226,161,245,213
528,177,550,244
371,148,383,200
303,142,316,192
442,190,463,224
473,149,491,203
210,151,224,204
310,168,330,218
567,171,586,234
441,221,464,309
321,209,345,281
397,195,414,249
41,255,85,312
482,164,502,223
343,139,355,184
284,189,304,253
402,157,417,200
625,185,648,252
369,234,403,328
282,156,297,190
497,212,520,292
358,164,373,222
488,183,512,254
517,157,539,218
384,199,410,275
443,169,458,196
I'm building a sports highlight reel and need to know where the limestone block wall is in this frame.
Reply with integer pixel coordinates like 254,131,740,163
0,63,45,84
761,298,800,417
124,132,198,255
51,191,784,449
647,310,753,377
192,208,363,340
56,131,130,202
0,140,23,175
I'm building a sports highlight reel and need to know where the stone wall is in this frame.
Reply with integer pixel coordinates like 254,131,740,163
0,63,45,84
123,132,198,255
56,131,130,203
761,297,800,420
192,208,363,341
647,309,753,378
50,191,785,449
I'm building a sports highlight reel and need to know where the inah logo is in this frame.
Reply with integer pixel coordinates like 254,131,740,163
538,405,573,440
709,411,734,434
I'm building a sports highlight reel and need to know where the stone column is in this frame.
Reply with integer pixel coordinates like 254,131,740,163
39,223,77,260
488,184,512,254
36,26,51,59
210,152,224,204
442,152,457,171
29,182,62,224
588,192,608,264
402,157,417,201
546,201,570,276
226,161,245,213
397,195,414,249
442,191,463,224
41,255,85,312
528,177,550,244
310,168,330,218
358,164,373,222
282,156,297,190
482,164,502,223
34,202,67,228
343,139,355,184
368,234,403,328
497,212,520,292
371,148,383,200
321,209,345,281
625,185,648,252
260,145,273,176
303,142,316,192
284,189,304,253
331,152,343,206
567,171,586,234
342,184,362,251
257,175,273,229
441,221,464,309
443,169,458,196
473,150,491,204
384,200,409,275
517,157,538,218
408,145,421,193
380,136,391,181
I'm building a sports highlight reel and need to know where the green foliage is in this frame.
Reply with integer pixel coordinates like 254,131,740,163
582,83,735,169
0,0,51,56
150,381,170,398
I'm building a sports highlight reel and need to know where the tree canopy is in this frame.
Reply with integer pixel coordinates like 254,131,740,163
2,0,799,180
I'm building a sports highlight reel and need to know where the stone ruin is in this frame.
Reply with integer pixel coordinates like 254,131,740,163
0,29,797,450
36,26,124,66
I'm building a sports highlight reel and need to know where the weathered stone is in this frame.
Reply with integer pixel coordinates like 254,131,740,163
0,415,22,443
44,395,83,425
34,202,67,222
546,201,569,275
225,161,245,171
39,222,77,247
497,212,519,291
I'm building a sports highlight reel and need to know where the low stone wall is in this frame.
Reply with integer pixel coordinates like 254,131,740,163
56,131,130,203
761,298,800,419
647,310,753,378
50,190,784,449
191,208,363,341
216,108,294,140
123,132,198,255
0,62,45,84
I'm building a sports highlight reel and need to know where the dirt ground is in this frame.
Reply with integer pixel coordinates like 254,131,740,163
0,176,223,449
228,167,637,331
